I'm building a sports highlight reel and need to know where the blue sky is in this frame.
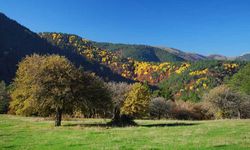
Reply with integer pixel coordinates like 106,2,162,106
1,0,250,56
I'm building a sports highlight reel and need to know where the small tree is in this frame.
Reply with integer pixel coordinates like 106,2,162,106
121,83,151,120
160,87,174,101
203,85,247,119
149,97,170,119
0,81,9,114
106,82,131,123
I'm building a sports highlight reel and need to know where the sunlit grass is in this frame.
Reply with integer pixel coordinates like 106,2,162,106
1,115,250,149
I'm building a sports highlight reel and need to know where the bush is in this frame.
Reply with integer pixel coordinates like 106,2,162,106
171,101,213,120
149,97,170,119
203,85,249,119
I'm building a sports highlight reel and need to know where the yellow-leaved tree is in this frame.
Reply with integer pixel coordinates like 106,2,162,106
121,82,151,119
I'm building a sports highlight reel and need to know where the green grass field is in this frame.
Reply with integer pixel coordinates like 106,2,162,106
0,115,250,150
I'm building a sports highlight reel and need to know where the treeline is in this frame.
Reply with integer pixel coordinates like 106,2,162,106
0,54,250,127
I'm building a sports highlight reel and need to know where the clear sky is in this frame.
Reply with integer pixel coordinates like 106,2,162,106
1,0,250,56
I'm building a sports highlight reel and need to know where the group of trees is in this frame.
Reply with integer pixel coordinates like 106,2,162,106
1,53,250,126
3,54,152,126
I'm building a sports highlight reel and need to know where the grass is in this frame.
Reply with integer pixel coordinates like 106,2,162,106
0,115,250,150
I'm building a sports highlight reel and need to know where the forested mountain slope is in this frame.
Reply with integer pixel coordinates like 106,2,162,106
92,42,186,62
40,33,245,92
237,53,250,61
0,13,132,83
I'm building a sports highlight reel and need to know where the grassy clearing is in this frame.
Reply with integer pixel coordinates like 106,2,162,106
0,115,250,150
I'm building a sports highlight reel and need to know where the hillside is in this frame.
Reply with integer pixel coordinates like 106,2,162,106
40,32,194,84
207,55,228,60
92,42,186,62
0,13,131,83
157,46,207,61
40,33,245,102
237,53,250,61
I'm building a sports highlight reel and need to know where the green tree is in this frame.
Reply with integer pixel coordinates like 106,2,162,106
229,63,250,95
10,54,112,126
0,81,9,114
121,83,151,119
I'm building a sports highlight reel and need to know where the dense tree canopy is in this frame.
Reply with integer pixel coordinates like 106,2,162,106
10,54,112,126
229,63,250,95
121,83,151,118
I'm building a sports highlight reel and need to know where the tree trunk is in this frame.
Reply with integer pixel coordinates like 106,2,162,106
112,107,120,121
158,113,161,120
55,108,62,127
237,109,241,119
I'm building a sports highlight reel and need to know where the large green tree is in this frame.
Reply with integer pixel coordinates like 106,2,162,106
229,63,250,95
10,54,112,126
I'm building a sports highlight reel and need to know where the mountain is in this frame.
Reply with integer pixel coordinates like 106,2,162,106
237,53,250,61
0,12,132,83
207,54,228,60
92,42,186,62
157,46,207,61
207,54,250,61
92,42,208,62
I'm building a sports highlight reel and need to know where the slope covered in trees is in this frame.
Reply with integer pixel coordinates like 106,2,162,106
40,33,245,92
0,13,132,84
92,42,186,62
237,53,250,61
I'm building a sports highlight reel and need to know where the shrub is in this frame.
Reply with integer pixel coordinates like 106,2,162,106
149,97,170,119
171,101,213,120
203,85,249,119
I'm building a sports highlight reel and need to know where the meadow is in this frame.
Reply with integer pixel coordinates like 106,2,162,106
1,115,250,150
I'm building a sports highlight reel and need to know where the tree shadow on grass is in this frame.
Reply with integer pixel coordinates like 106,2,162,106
63,122,199,128
140,122,199,127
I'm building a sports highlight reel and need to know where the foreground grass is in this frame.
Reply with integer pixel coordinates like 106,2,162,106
0,115,250,150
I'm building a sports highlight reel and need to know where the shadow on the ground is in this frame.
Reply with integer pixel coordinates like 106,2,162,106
63,122,199,128
140,122,199,127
